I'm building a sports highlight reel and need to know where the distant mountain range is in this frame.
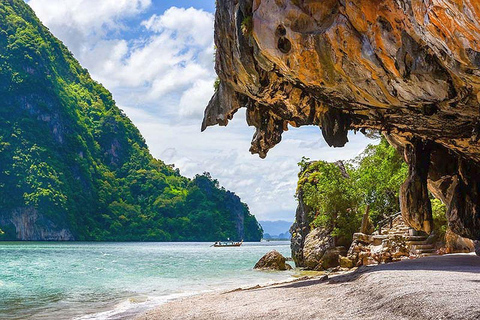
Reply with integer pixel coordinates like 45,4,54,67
259,220,292,239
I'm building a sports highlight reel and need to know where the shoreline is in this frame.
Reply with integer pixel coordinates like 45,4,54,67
0,241,295,320
135,253,480,320
82,274,305,320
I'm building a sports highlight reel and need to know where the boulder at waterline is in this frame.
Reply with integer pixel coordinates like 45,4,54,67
254,250,292,271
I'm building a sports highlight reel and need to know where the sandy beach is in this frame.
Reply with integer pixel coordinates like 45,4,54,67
136,253,480,320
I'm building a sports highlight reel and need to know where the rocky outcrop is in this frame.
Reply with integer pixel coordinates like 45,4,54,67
290,189,312,267
302,227,334,269
254,250,292,270
346,214,473,266
203,0,480,241
445,229,475,253
347,233,411,267
0,207,74,240
301,227,347,270
290,160,350,268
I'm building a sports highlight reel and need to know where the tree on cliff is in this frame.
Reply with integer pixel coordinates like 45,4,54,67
297,158,361,246
0,0,262,241
353,139,408,225
297,138,408,245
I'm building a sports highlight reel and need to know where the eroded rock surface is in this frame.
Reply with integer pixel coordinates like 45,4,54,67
302,227,335,269
0,207,74,241
204,0,480,240
290,189,312,267
254,250,292,270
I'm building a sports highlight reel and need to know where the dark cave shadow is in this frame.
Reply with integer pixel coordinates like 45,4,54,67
276,254,480,289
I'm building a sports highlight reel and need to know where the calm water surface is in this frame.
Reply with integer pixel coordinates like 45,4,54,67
0,241,294,319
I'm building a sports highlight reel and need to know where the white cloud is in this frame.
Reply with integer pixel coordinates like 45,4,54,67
28,0,151,53
142,7,214,47
121,107,375,221
29,1,215,111
27,1,376,221
29,0,151,33
179,79,215,118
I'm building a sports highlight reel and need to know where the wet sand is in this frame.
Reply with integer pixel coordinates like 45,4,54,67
136,253,480,320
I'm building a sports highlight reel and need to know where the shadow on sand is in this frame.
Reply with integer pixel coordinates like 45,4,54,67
276,253,480,289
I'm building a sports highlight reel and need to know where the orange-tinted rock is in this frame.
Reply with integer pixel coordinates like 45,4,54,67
204,0,480,240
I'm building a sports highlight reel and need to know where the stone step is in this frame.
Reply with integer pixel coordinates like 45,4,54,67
417,252,438,257
404,235,428,241
411,244,435,249
411,248,436,254
405,240,429,245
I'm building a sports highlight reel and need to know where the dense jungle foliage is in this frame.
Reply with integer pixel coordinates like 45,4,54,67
297,138,410,244
0,0,262,241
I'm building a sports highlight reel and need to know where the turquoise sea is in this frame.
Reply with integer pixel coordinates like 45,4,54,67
0,241,294,319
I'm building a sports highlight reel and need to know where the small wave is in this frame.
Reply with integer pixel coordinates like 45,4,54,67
73,291,206,320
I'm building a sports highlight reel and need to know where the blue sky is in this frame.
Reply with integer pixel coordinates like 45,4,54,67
26,0,375,221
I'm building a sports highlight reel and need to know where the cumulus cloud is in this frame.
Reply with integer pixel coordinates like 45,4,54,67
29,1,215,116
142,7,213,47
28,1,375,221
28,0,151,53
122,107,375,221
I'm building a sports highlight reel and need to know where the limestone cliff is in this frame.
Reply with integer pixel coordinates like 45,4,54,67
0,0,263,242
0,207,74,241
203,0,480,240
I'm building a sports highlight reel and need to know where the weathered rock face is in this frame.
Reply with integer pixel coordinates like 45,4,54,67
302,227,335,269
445,229,475,253
254,250,292,270
293,226,347,270
399,138,433,233
204,0,480,240
0,207,74,241
290,190,312,267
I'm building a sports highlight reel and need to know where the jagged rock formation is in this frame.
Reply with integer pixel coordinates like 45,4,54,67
290,160,351,269
0,207,74,240
204,0,480,240
302,227,346,270
289,189,311,267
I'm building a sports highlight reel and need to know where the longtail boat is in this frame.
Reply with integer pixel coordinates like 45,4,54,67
212,240,243,247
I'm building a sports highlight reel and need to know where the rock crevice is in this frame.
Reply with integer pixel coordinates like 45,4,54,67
204,0,480,240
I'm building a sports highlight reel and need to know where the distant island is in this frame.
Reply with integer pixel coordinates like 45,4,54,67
0,0,262,242
259,220,292,240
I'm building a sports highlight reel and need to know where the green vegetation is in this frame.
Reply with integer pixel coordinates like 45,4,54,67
431,198,447,241
298,159,360,245
352,138,409,225
0,0,262,241
297,138,409,245
213,77,220,91
240,16,253,36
